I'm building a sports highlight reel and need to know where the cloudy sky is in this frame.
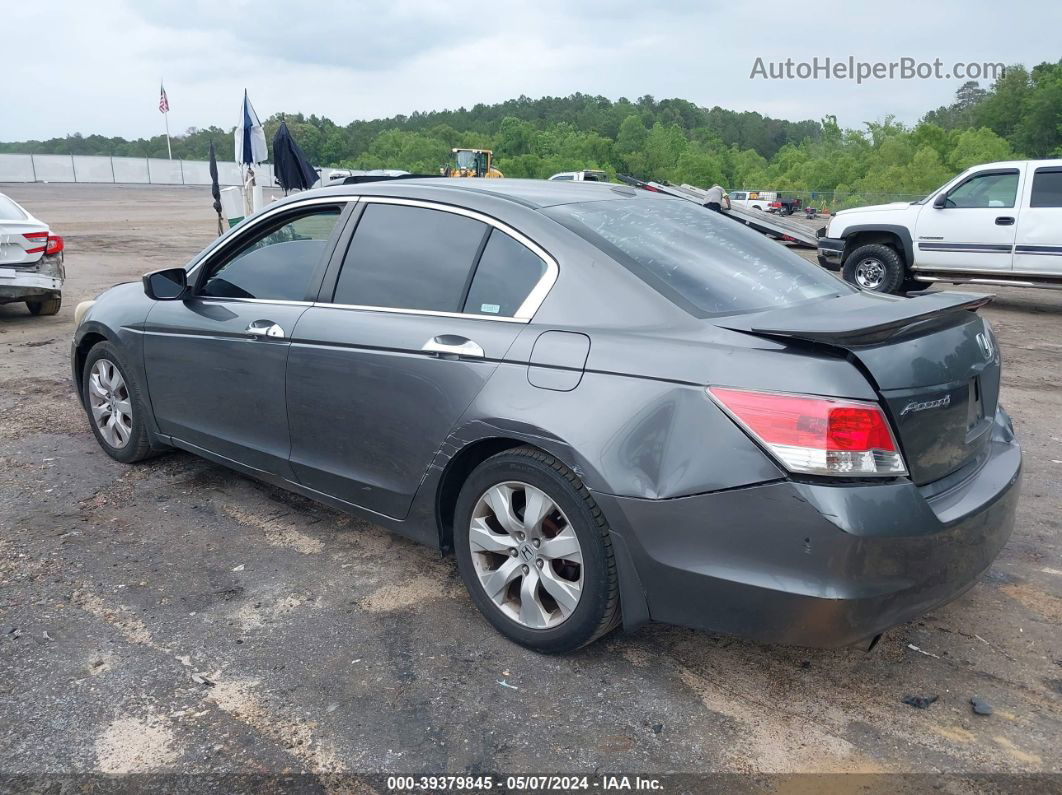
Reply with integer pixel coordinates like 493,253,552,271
4,0,1060,141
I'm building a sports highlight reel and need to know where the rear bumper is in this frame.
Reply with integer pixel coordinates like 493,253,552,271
0,259,64,302
596,409,1021,647
817,236,844,271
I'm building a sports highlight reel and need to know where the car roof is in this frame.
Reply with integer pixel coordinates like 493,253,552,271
966,159,1062,170
300,177,644,210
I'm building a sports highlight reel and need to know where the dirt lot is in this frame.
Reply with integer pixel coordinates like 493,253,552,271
1,184,1060,783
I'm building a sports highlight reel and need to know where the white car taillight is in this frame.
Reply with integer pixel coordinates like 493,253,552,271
707,387,907,477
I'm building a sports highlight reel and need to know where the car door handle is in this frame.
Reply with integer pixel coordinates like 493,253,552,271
995,216,1015,226
421,335,484,359
245,320,285,338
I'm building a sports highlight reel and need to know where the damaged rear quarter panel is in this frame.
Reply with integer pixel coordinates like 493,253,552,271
447,362,783,499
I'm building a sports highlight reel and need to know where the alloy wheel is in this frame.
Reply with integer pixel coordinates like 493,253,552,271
854,257,887,290
468,481,583,629
88,359,133,448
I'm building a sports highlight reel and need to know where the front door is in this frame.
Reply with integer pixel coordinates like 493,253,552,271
143,202,347,476
286,198,555,519
914,168,1021,272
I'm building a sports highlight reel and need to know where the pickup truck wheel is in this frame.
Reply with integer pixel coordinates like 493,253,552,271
843,244,905,294
27,295,62,316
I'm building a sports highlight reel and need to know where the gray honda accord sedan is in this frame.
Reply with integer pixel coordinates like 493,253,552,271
71,179,1021,653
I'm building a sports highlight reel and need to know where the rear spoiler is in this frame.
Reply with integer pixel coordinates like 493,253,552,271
720,292,992,346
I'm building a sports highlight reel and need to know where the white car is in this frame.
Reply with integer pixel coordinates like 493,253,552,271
0,192,64,315
548,170,609,182
818,160,1062,293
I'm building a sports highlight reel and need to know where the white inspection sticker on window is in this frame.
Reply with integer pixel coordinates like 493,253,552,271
480,303,501,314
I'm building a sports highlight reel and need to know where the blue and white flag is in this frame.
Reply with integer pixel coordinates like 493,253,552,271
235,89,268,166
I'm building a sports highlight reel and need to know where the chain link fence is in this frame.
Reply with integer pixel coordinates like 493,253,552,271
764,190,927,212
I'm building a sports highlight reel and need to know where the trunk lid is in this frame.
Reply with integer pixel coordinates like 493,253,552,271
719,291,999,485
0,221,49,266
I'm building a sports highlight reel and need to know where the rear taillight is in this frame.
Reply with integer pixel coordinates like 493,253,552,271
23,231,47,254
22,232,62,256
707,387,906,477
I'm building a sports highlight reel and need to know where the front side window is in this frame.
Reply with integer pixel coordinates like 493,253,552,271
200,207,341,300
1030,168,1062,208
333,202,486,312
548,197,850,317
463,230,547,317
946,171,1019,208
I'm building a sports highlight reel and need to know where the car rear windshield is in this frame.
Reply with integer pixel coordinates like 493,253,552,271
547,198,851,317
0,195,28,221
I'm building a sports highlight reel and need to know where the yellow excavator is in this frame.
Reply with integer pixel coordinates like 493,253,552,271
443,148,503,178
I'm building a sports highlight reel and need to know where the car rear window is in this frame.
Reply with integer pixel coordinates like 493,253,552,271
547,198,851,317
1031,167,1062,208
0,195,28,221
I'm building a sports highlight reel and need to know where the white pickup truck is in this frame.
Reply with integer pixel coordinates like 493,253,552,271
817,160,1062,293
728,190,773,211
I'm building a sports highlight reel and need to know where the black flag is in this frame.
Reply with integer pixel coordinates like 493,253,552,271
272,121,318,194
208,140,223,235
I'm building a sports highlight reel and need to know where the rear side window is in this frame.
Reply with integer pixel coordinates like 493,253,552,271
200,207,340,301
1030,168,1062,208
333,203,486,311
463,230,547,316
547,197,850,317
0,194,27,221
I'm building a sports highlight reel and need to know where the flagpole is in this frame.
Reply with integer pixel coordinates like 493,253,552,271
161,79,172,160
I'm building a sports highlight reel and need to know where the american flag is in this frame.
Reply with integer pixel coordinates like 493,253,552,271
159,84,169,114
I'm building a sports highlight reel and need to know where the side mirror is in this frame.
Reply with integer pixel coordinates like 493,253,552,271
143,267,189,300
932,193,948,209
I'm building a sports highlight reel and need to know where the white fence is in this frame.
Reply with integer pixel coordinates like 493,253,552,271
0,153,278,187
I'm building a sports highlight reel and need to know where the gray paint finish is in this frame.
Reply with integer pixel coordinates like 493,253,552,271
527,330,590,391
72,178,1021,647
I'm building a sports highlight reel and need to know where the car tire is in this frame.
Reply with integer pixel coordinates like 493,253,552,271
27,295,61,316
843,244,905,294
82,342,154,464
454,446,620,653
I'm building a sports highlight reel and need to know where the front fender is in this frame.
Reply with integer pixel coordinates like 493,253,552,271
70,282,158,436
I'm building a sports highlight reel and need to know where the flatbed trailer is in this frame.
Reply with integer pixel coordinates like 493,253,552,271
643,182,819,248
611,174,815,246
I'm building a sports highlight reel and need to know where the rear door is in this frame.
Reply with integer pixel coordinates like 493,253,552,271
143,200,349,476
914,168,1021,271
1013,165,1062,275
286,197,556,518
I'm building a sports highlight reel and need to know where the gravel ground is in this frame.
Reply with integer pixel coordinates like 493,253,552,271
0,184,1060,784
